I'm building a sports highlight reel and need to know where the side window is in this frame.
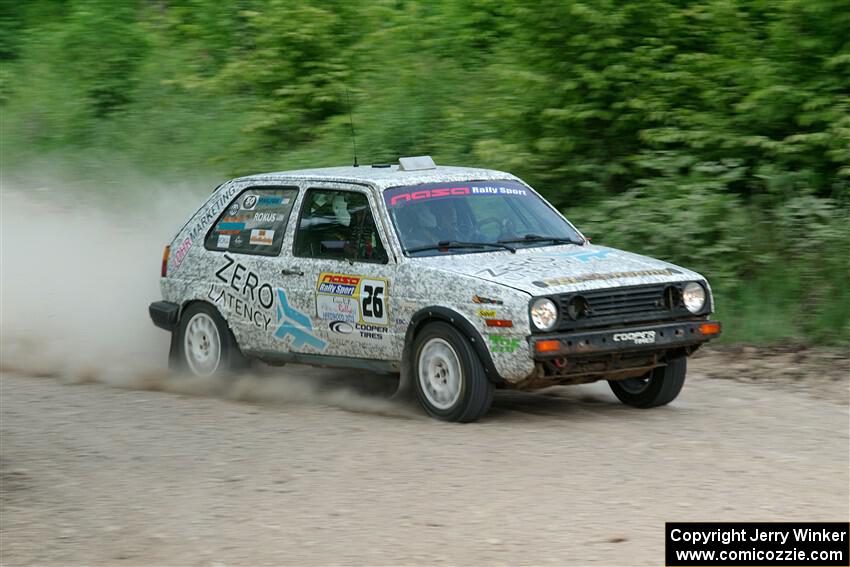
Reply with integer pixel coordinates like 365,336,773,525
294,189,388,263
205,187,297,256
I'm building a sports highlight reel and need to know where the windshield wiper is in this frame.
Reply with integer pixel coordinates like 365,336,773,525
406,240,517,254
498,233,584,246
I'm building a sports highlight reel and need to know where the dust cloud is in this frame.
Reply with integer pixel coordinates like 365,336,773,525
0,181,410,417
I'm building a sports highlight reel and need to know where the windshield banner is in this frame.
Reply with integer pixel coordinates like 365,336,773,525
384,180,530,207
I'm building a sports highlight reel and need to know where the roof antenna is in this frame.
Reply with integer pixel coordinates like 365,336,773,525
346,89,359,167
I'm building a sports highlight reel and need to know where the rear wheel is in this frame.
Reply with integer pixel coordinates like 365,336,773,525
413,322,494,422
608,356,686,408
172,303,246,377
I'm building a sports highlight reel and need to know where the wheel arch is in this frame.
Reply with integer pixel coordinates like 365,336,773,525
171,299,245,359
180,299,242,336
403,306,505,385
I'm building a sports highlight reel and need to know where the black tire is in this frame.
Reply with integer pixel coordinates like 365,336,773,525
171,302,247,377
608,356,687,408
412,322,494,422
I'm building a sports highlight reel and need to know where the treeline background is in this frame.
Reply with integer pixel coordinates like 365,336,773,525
2,0,848,343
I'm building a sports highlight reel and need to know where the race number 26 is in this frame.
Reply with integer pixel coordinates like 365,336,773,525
360,279,388,325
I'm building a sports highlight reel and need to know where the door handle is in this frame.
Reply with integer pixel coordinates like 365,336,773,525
280,267,304,277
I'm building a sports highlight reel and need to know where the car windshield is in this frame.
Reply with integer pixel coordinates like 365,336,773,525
383,180,583,256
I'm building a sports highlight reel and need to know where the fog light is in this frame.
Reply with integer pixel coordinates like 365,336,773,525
535,339,561,353
699,322,721,336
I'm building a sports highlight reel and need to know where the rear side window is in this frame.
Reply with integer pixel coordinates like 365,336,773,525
294,188,388,263
205,187,297,256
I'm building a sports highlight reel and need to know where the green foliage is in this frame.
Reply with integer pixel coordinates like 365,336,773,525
570,152,850,343
2,0,848,343
59,1,148,118
568,152,751,287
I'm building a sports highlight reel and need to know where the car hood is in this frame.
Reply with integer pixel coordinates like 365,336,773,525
415,244,702,296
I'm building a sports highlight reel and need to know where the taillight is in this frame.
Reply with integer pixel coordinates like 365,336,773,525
161,245,170,277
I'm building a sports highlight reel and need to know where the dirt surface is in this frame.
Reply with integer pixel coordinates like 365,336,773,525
1,347,848,566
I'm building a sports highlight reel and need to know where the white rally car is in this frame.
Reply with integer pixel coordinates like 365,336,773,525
150,156,721,422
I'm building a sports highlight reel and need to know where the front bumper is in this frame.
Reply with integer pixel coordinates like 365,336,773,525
531,319,721,359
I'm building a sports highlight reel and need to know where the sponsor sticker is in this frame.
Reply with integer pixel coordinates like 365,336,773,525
242,194,258,210
315,273,389,326
258,195,284,206
355,322,385,340
227,202,240,216
389,186,471,206
170,235,193,270
327,319,387,342
329,321,354,335
489,335,521,353
478,309,497,318
187,183,240,244
541,249,614,262
253,212,277,222
273,288,326,352
469,185,527,196
472,295,504,305
533,268,678,289
208,254,327,352
209,254,278,331
218,218,245,234
317,273,361,296
317,295,359,323
249,228,274,246
612,330,657,345
217,234,231,249
385,180,531,207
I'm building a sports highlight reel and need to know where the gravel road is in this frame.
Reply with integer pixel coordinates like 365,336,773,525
2,350,848,566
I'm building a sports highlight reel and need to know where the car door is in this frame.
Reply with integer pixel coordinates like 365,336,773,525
282,183,399,361
202,184,301,354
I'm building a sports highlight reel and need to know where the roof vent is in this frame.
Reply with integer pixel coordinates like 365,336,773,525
398,156,436,171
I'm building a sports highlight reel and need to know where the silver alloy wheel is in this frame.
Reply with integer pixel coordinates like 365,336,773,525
183,312,222,377
417,337,463,410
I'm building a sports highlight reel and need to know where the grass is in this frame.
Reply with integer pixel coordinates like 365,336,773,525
713,270,850,345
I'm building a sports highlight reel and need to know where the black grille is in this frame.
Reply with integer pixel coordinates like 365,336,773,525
554,284,679,331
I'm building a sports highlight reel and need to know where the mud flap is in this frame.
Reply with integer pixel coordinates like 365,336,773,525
167,329,181,370
391,342,415,401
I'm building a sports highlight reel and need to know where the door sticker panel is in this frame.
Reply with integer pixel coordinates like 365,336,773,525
315,272,390,328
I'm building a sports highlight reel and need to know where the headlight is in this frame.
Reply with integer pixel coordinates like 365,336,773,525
530,298,558,331
682,282,706,313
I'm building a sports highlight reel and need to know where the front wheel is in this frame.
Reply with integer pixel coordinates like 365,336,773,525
608,356,687,408
412,322,494,422
172,303,246,377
